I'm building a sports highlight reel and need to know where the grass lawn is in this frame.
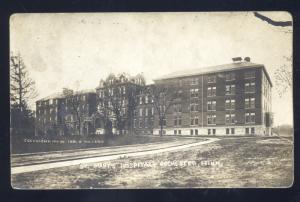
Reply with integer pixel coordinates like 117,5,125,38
11,136,293,189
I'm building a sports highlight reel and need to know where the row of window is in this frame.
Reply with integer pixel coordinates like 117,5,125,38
137,107,155,117
188,97,255,112
99,87,127,97
37,116,57,123
180,71,255,86
139,95,154,105
134,118,154,128
190,82,255,98
161,112,256,127
161,127,256,135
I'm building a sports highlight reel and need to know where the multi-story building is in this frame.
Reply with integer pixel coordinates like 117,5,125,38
35,57,273,136
35,88,97,136
150,57,273,136
95,73,145,135
134,88,155,135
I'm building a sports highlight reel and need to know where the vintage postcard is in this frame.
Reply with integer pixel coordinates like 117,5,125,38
10,12,293,189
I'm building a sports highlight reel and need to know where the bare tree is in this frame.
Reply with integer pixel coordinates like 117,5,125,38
98,74,128,135
146,84,179,136
126,75,146,135
274,56,292,97
63,89,87,136
97,74,146,135
10,53,38,137
10,53,38,110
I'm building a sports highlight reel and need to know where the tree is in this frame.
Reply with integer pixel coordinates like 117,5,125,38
63,89,87,136
10,53,38,110
97,73,145,135
10,53,38,137
274,56,292,97
146,84,179,136
98,74,128,135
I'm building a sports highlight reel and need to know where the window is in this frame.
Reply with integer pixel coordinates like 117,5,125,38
159,105,166,113
178,130,181,135
139,96,143,104
208,129,211,135
226,128,230,134
195,129,198,135
226,84,235,95
207,75,216,83
151,107,154,116
139,108,143,116
207,114,216,125
139,120,143,128
134,119,137,128
174,117,182,126
212,129,216,135
190,117,199,126
225,73,235,81
225,113,236,124
145,95,148,104
173,104,182,113
174,130,177,135
207,100,216,111
49,99,53,105
245,128,249,134
145,108,148,116
190,103,198,112
245,97,255,109
231,128,235,134
245,82,255,93
207,86,216,97
190,130,193,135
245,112,255,123
190,88,199,98
190,77,199,85
250,98,255,108
225,99,235,110
251,127,255,134
245,71,255,79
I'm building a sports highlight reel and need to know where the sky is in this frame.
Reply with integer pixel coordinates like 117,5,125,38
10,12,293,126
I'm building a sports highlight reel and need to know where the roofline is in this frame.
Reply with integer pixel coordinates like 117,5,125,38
36,90,96,102
153,64,273,87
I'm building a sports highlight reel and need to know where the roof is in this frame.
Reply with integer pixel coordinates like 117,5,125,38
154,61,272,87
37,89,96,102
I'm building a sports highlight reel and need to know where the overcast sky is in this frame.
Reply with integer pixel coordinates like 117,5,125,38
10,12,293,126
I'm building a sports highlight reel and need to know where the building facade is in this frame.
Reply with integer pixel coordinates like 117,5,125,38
149,59,273,136
35,88,97,136
35,58,273,136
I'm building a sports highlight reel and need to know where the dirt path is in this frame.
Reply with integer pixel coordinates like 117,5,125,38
11,138,219,175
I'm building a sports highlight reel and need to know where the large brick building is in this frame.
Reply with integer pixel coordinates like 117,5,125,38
36,58,273,136
35,88,97,136
146,58,273,136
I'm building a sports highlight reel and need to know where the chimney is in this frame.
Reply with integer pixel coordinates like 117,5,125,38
244,57,251,62
232,57,242,63
63,88,74,96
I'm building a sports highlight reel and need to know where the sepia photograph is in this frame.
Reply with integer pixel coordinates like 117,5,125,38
10,12,293,189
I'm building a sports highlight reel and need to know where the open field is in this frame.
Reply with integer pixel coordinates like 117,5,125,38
11,136,293,189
